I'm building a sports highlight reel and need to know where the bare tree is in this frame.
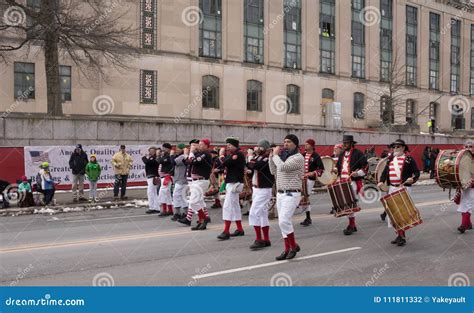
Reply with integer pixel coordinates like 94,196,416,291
0,0,139,115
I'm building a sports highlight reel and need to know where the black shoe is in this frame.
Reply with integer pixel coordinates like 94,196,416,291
158,212,168,217
397,237,406,246
329,209,335,215
191,223,202,231
146,209,159,214
217,232,230,240
275,251,289,261
171,213,180,221
230,230,245,237
177,218,191,226
264,240,271,247
243,211,250,216
300,218,312,226
295,244,300,252
391,236,401,244
204,217,211,223
458,226,467,234
79,197,87,201
250,240,267,250
120,196,128,200
211,203,222,209
181,212,187,219
380,212,387,222
343,226,357,235
286,248,298,260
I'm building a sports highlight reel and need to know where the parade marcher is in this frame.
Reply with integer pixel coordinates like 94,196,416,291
269,134,305,260
36,162,55,206
335,135,368,235
171,143,189,221
69,144,88,202
300,139,324,226
378,139,420,246
85,154,102,203
142,146,160,214
157,143,174,217
216,137,246,240
177,139,212,230
452,140,473,234
111,145,133,200
247,139,274,250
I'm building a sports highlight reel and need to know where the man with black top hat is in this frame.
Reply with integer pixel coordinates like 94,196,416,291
378,139,420,246
300,138,325,226
247,139,274,250
177,139,212,230
269,134,305,260
216,137,246,240
335,134,368,235
157,143,174,217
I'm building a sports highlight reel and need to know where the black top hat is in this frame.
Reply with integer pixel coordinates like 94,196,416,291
390,139,409,151
342,135,357,144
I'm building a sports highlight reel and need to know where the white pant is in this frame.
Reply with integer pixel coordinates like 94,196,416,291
249,187,272,227
172,182,188,208
387,185,412,228
348,181,360,219
222,183,242,221
457,188,473,213
146,177,159,211
276,191,301,237
188,180,209,212
157,177,173,205
303,179,316,213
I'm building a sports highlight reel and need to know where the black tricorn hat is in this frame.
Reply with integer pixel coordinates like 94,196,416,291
342,135,357,144
390,139,409,151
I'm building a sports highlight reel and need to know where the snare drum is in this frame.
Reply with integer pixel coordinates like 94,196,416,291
327,180,361,217
435,150,472,189
380,187,422,232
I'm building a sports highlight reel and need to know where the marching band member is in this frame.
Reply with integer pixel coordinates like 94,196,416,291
247,139,274,250
300,139,324,226
177,139,212,230
216,137,246,240
335,135,368,235
453,140,473,234
171,143,188,221
269,134,305,260
378,139,420,246
157,143,174,217
143,146,160,214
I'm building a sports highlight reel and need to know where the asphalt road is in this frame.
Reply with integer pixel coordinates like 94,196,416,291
1,185,472,286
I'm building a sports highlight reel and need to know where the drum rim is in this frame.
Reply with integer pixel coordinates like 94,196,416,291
435,149,470,188
380,185,408,201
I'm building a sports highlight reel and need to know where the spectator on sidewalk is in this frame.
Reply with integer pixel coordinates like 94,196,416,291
429,148,439,179
142,146,160,214
85,154,102,203
36,162,55,206
111,145,133,200
422,146,431,173
0,179,11,208
18,176,35,207
69,144,88,202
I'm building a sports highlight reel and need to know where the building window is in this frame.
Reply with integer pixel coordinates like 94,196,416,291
471,25,474,96
244,0,264,64
59,65,71,102
380,96,393,124
351,0,365,78
140,0,157,49
471,107,474,129
406,99,416,125
284,0,301,69
287,84,300,114
199,0,222,58
247,80,262,111
451,19,461,93
380,0,392,82
14,62,35,99
429,12,440,90
322,88,334,103
406,6,417,86
320,0,335,74
202,75,219,109
353,92,364,119
140,70,157,104
429,101,438,131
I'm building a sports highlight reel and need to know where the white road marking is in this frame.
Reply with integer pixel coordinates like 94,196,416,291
63,214,151,223
192,247,362,280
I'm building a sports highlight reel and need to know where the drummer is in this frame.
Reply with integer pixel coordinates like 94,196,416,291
453,139,473,234
378,139,420,246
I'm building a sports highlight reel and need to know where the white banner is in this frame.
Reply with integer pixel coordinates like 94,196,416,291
24,145,154,186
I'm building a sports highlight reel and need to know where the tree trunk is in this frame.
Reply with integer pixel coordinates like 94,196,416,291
43,0,62,116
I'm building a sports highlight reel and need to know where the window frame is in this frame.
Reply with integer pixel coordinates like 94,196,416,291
202,75,220,109
14,62,35,100
246,80,263,112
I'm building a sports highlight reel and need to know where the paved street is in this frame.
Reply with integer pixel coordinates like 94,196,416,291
0,185,472,286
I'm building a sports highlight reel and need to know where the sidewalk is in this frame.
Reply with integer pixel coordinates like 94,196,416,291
1,174,435,216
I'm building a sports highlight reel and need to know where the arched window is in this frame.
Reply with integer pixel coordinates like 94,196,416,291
353,92,364,119
286,84,300,114
247,80,262,111
202,75,219,109
322,88,334,100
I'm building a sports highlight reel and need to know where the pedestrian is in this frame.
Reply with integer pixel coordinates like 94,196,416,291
171,143,189,221
85,154,102,203
36,162,55,206
422,146,431,173
69,144,88,202
18,175,35,207
111,145,133,200
429,148,438,179
157,143,174,217
143,146,160,214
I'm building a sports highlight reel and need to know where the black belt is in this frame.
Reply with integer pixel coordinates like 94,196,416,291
277,189,301,193
187,177,206,181
390,184,401,187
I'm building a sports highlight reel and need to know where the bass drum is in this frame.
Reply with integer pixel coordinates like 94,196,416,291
375,157,389,192
435,149,472,189
318,156,337,185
